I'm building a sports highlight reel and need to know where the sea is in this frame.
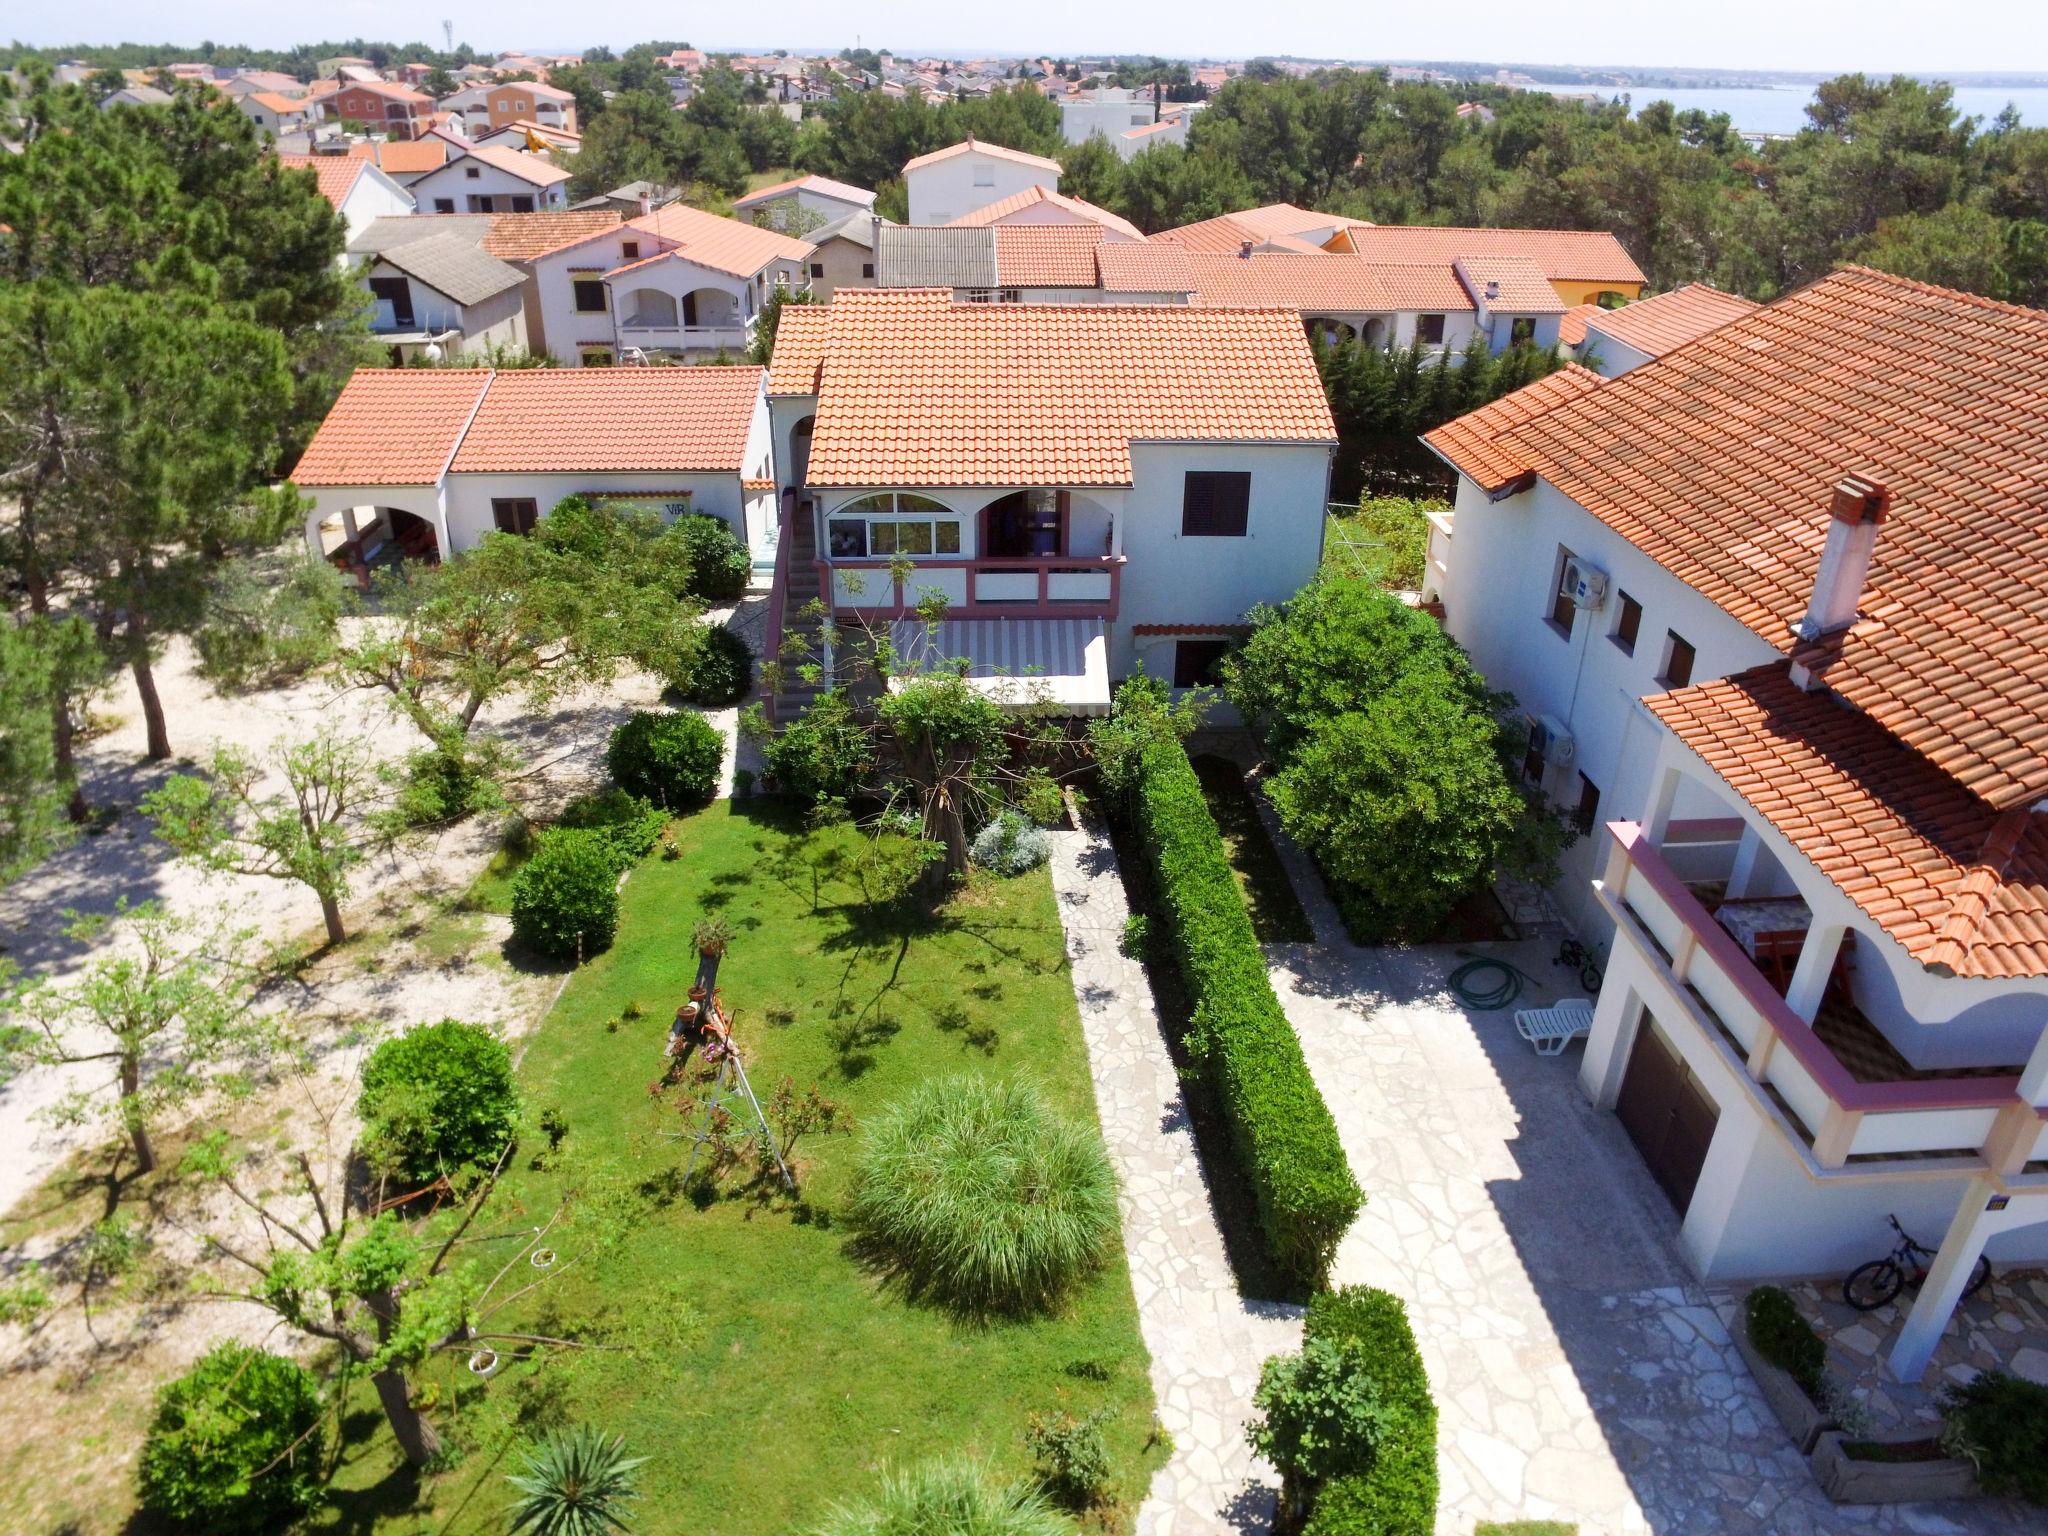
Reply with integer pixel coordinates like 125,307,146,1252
1522,82,2048,134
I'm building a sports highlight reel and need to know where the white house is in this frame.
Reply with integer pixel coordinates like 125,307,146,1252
732,173,876,234
236,90,313,138
289,366,779,576
762,289,1336,710
408,143,571,214
345,225,529,361
1058,86,1170,146
1420,267,2048,1381
1574,282,1758,376
276,153,416,246
1116,115,1189,158
903,137,1062,227
528,202,813,366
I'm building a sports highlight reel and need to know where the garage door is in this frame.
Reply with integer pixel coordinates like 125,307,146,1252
1615,1016,1719,1213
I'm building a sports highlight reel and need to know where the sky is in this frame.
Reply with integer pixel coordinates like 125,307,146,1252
26,0,2048,77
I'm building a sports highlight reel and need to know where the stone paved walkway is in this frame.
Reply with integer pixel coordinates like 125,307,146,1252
1047,819,1303,1535
1268,936,2028,1535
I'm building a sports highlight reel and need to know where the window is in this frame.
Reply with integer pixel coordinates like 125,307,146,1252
367,276,414,327
491,498,539,536
1510,316,1536,345
1611,591,1642,654
621,241,640,259
1173,639,1231,689
827,519,868,558
1574,772,1601,834
1660,631,1696,689
810,262,825,278
465,165,481,179
579,347,614,367
1130,114,1150,126
973,164,995,186
829,493,961,559
573,279,607,312
1182,471,1251,537
862,262,875,279
1547,547,1577,636
510,195,534,213
1417,313,1446,346
433,198,455,213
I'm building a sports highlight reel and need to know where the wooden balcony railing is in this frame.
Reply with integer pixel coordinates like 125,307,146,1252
1600,820,2042,1173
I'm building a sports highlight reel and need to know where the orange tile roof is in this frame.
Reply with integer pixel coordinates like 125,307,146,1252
449,367,765,472
946,185,1146,242
801,288,1336,489
1342,225,1645,286
447,143,572,188
902,136,1063,175
275,153,367,210
1581,282,1759,358
1369,263,1480,312
1094,241,1196,294
766,305,831,396
1152,210,1334,255
290,369,491,485
480,209,623,261
1498,266,2048,810
1455,254,1566,314
1188,251,1398,311
372,139,450,175
1648,663,2048,980
248,91,309,113
614,202,813,279
1421,364,1604,494
733,173,875,209
994,225,1106,286
1558,302,1602,347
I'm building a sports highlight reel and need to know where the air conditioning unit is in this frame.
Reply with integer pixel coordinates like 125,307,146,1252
1525,712,1577,767
1562,556,1609,610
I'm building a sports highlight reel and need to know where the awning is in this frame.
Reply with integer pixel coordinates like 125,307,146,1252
888,618,1111,716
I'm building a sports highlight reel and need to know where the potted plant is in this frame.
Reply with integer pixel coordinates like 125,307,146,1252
692,917,735,958
1733,1286,1837,1453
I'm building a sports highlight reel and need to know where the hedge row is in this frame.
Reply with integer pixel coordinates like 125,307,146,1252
1132,737,1361,1284
1301,1287,1438,1536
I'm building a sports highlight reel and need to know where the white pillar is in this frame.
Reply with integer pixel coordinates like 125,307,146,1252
1580,970,1644,1107
1726,825,1768,899
1888,1177,1997,1383
2019,1020,2048,1108
1679,1098,1763,1279
1643,764,1682,845
1783,923,1846,1023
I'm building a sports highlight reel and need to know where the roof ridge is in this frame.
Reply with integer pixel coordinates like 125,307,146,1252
1926,804,2035,975
1831,262,2048,326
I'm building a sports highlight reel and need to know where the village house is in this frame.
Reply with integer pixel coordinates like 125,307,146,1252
872,224,1194,304
1419,267,2048,1382
732,174,876,234
1568,282,1759,376
318,78,435,140
408,143,571,213
442,79,581,137
801,212,880,299
234,91,313,138
761,289,1336,712
944,184,1145,242
275,153,416,245
289,366,778,576
904,137,1063,227
345,137,456,187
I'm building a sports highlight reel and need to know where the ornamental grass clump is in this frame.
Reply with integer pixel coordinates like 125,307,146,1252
849,1076,1119,1315
810,1456,1074,1536
504,1424,646,1535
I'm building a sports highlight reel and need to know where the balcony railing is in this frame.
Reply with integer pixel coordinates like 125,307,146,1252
1599,820,2044,1174
821,554,1125,620
615,322,751,353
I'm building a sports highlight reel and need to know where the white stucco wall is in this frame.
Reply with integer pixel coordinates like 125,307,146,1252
906,153,1057,226
336,170,417,248
806,235,874,299
442,471,749,552
411,157,566,213
1060,92,1160,146
532,228,652,364
1581,324,1656,378
364,265,527,354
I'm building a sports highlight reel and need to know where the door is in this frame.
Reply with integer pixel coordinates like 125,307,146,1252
1615,1017,1719,1213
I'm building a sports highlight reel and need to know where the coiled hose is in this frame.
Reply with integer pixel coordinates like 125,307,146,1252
1447,950,1534,1011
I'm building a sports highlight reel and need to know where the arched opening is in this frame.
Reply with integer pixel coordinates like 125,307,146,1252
979,490,1116,560
680,287,742,332
825,492,960,560
310,506,442,591
619,287,677,329
1303,316,1358,348
1362,316,1391,349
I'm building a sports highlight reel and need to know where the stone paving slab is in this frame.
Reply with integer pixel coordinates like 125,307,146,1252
1047,820,1302,1535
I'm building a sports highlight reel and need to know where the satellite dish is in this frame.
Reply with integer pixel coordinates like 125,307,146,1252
420,341,444,363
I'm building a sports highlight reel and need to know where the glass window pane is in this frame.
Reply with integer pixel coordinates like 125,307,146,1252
935,521,961,554
871,522,897,555
827,520,867,558
897,493,949,515
897,522,933,555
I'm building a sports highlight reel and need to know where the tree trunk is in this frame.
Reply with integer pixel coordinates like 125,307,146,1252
371,1367,442,1465
22,568,90,824
318,891,347,948
130,650,171,762
119,1054,155,1175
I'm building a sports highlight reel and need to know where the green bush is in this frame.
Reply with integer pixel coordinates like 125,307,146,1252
1940,1370,2048,1502
811,1456,1073,1536
763,688,876,805
605,710,724,810
1744,1286,1825,1399
137,1342,325,1534
558,787,668,870
192,555,348,693
504,1424,645,1535
358,1018,521,1183
388,741,506,830
676,624,754,706
1250,1335,1390,1506
1296,1287,1437,1536
1024,1407,1115,1504
849,1076,1120,1315
1112,686,1360,1286
511,827,623,960
970,810,1050,876
675,514,753,602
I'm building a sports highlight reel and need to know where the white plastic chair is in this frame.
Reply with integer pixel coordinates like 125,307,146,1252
1514,998,1594,1056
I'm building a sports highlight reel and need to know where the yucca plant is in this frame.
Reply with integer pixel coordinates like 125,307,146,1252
505,1425,645,1536
848,1076,1120,1315
810,1456,1074,1536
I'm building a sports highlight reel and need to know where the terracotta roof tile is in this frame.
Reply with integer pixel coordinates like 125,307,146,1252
370,139,450,175
1343,225,1645,286
1456,253,1566,314
443,143,571,189
1421,364,1604,493
1498,266,2048,810
1188,251,1395,311
290,369,490,485
449,367,764,472
275,153,367,210
803,289,1336,489
479,209,622,261
733,173,875,209
1368,262,1480,312
994,224,1107,287
1094,241,1196,294
1558,302,1602,347
1582,282,1759,358
1152,203,1373,255
614,202,813,279
1648,663,2048,980
766,305,830,395
947,185,1145,242
902,136,1063,175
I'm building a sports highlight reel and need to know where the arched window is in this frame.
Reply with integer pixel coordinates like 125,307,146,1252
826,493,962,560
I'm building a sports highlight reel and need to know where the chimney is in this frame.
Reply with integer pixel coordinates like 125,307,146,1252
1240,239,1253,260
637,188,652,216
1797,474,1889,642
1485,279,1500,301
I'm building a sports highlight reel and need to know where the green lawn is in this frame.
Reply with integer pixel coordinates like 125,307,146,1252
1190,755,1314,945
320,800,1161,1533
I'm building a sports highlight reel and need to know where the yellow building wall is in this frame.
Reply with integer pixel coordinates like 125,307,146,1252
1551,277,1644,306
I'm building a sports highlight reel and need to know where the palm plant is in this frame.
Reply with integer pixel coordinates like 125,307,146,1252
810,1456,1074,1536
505,1425,646,1536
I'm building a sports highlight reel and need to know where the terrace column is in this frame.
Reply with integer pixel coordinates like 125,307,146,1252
1887,1177,1998,1383
1642,764,1683,846
1782,923,1846,1024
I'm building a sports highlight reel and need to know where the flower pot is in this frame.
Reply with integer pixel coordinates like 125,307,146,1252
1732,1291,1837,1454
1813,1430,1980,1504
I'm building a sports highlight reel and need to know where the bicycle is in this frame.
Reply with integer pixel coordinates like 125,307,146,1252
1842,1213,1990,1311
1554,937,1605,993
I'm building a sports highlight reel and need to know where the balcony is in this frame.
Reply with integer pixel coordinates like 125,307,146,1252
822,555,1125,621
1597,820,2046,1176
613,323,751,354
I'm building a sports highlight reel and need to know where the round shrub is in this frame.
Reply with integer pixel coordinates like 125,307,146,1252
1940,1370,2048,1503
970,811,1050,877
676,625,753,707
1744,1285,1825,1399
811,1457,1072,1536
676,514,753,602
606,710,724,810
511,827,622,961
848,1076,1119,1314
137,1342,324,1534
762,689,874,805
359,1018,521,1183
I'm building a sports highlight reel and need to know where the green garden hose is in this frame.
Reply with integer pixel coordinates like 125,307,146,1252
1447,951,1533,1011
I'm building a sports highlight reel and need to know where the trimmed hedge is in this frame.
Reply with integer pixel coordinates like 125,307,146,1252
1131,736,1361,1285
1299,1287,1438,1536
